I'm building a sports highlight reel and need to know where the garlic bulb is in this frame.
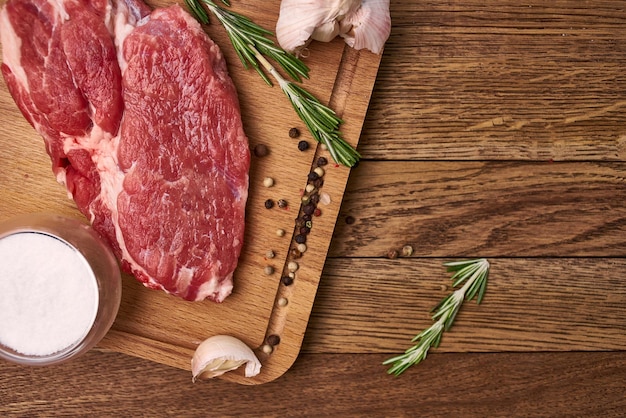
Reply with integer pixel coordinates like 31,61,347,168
276,0,391,55
339,0,391,54
276,0,361,54
191,335,261,381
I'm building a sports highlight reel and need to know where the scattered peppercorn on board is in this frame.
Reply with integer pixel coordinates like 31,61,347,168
0,0,382,384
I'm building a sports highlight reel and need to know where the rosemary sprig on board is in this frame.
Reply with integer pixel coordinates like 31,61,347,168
383,259,490,376
184,0,361,167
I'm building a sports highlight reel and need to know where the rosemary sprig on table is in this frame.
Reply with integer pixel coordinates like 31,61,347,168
383,259,490,376
184,0,361,167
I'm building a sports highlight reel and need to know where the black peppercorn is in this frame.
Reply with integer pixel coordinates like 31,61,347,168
313,178,324,188
310,193,320,205
281,276,294,286
289,127,300,138
266,334,281,346
297,140,309,151
317,156,328,166
299,226,310,235
277,199,288,208
307,172,319,182
345,215,356,224
295,234,307,244
254,143,269,157
302,214,312,222
303,204,315,215
264,199,275,209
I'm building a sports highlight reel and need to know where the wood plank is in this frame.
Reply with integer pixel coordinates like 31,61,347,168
330,161,626,257
358,0,626,160
0,350,624,417
305,258,626,353
0,0,382,384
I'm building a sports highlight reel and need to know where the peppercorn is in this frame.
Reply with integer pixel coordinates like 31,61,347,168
305,184,316,193
277,199,288,208
295,218,306,228
303,203,315,215
345,215,356,224
277,297,289,307
297,140,309,151
288,261,299,272
317,156,328,166
313,208,322,217
261,344,273,354
264,199,274,209
307,172,319,182
253,143,269,157
276,228,285,237
264,266,275,275
281,276,294,286
295,234,306,244
314,167,325,177
387,249,399,259
402,245,414,257
305,220,313,229
310,193,320,205
302,214,312,222
297,243,307,253
263,177,274,188
289,127,300,138
299,226,310,235
290,248,302,259
266,334,281,346
266,250,275,259
313,178,324,188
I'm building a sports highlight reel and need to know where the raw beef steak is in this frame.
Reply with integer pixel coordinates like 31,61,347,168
0,0,250,302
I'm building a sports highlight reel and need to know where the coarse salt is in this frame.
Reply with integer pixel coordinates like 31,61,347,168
0,232,99,356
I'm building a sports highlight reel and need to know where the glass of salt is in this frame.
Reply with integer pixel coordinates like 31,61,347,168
0,213,122,366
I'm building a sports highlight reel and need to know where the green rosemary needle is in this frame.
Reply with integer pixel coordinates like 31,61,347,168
184,0,361,167
383,259,490,376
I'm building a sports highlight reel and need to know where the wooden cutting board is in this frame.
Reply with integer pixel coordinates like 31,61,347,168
0,0,382,384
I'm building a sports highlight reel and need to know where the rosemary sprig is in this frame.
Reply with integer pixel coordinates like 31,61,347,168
383,259,490,376
184,0,361,167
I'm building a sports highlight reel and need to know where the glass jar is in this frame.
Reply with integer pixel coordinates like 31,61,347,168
0,213,121,366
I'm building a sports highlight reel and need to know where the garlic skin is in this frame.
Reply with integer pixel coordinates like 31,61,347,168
191,335,261,381
276,0,362,54
339,0,391,54
276,0,391,55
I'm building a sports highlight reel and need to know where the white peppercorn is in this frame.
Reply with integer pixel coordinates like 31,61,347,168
263,177,274,187
288,261,299,272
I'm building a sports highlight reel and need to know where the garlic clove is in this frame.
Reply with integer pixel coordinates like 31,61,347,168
339,0,391,54
276,0,362,54
311,20,341,43
191,335,261,382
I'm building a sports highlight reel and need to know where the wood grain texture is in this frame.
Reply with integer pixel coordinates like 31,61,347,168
330,161,626,257
0,0,625,412
305,258,626,353
359,0,626,161
0,350,625,417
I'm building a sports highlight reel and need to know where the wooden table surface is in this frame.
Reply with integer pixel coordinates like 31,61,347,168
2,1,626,416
